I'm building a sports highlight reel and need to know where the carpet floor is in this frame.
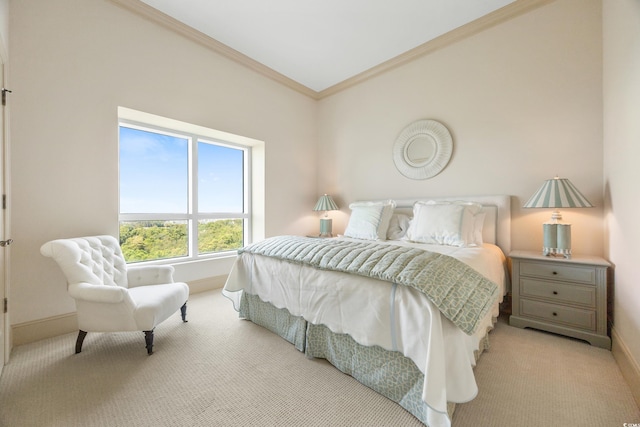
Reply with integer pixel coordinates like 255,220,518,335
0,289,638,426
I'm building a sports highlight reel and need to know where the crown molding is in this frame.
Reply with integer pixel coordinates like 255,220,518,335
110,0,553,101
317,0,554,99
109,0,318,99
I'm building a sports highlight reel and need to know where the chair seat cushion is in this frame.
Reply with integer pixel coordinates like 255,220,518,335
128,282,189,331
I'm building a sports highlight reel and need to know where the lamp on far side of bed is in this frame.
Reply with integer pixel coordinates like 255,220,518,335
523,176,593,259
313,194,339,237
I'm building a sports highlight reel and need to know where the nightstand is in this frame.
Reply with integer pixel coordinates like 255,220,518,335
509,250,611,349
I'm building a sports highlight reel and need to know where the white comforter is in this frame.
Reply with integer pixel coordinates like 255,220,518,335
223,237,507,427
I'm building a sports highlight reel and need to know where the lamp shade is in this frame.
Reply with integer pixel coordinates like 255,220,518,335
313,194,338,212
523,177,593,209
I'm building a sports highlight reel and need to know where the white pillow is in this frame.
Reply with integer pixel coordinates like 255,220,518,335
405,201,483,247
472,211,486,246
344,200,396,241
387,213,411,240
448,201,485,246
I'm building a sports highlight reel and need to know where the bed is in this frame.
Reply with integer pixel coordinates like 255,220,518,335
222,195,511,427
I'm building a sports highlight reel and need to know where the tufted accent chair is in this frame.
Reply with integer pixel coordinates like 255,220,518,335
40,235,189,355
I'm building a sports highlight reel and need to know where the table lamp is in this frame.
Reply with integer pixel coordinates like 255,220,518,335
313,194,339,237
523,176,593,258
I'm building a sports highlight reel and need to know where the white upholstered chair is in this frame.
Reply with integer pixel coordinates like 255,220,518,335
40,235,189,355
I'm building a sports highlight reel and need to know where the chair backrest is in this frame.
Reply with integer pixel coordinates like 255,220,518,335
40,235,129,288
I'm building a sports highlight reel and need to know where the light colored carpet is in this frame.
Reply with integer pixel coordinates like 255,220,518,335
0,289,638,427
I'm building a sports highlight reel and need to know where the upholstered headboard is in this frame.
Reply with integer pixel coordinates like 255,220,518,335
392,195,511,255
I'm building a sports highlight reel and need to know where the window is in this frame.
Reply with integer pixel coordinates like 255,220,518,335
119,120,251,263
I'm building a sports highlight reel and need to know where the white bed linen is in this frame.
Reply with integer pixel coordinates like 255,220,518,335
223,238,506,427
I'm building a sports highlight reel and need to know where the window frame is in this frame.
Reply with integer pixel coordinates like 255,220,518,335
118,119,252,264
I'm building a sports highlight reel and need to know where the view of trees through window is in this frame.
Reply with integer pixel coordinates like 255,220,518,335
119,219,243,263
119,120,249,263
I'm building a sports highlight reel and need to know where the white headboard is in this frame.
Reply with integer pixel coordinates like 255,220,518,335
392,195,511,255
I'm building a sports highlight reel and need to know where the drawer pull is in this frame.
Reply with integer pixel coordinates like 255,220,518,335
552,312,558,316
553,291,558,295
552,271,558,275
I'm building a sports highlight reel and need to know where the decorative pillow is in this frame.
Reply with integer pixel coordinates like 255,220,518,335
386,213,411,240
472,211,486,246
405,201,483,247
448,201,485,246
344,200,396,240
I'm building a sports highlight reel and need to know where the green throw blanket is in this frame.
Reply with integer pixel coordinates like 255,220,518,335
239,236,499,335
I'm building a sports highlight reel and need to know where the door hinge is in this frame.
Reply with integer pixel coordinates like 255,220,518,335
3,298,6,314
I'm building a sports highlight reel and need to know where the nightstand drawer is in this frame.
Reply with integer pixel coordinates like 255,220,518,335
520,278,596,308
520,299,596,331
519,261,596,284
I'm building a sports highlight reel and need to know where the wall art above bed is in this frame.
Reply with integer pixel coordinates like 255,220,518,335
393,119,453,180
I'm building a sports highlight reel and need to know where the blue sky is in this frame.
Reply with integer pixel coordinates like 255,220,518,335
119,126,244,214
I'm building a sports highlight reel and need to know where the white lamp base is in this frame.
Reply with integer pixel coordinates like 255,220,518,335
319,218,333,238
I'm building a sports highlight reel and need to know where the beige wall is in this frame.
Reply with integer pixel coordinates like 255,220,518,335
318,0,604,257
8,0,317,325
603,0,640,400
0,0,7,59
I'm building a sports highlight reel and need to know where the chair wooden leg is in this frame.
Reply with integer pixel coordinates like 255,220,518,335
75,330,87,354
180,302,188,322
144,330,154,355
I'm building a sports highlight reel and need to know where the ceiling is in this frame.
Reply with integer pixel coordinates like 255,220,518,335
139,0,517,93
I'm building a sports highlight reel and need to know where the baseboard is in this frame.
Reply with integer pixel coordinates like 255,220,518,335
11,275,228,347
611,326,640,408
187,275,227,294
12,312,78,347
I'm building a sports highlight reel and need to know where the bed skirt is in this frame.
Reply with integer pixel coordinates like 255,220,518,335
236,292,498,425
239,290,307,352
